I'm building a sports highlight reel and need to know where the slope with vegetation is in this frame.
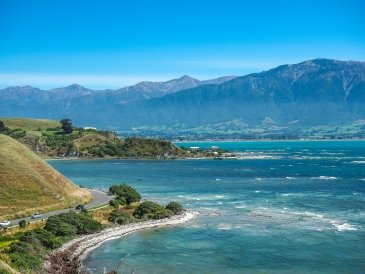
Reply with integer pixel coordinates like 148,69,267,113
0,184,184,273
0,118,188,158
0,134,92,220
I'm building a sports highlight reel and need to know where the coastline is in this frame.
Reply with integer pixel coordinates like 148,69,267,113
45,211,197,272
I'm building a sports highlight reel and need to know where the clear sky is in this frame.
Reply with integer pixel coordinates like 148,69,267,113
0,0,364,89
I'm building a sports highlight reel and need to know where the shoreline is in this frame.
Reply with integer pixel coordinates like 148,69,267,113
45,211,197,272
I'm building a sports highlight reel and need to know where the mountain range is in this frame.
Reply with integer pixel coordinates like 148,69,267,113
1,59,364,139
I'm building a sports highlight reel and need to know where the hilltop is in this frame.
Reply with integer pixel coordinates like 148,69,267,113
0,118,188,158
0,134,92,220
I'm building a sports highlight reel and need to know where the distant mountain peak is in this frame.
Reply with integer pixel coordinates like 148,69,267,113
64,83,87,89
178,75,196,80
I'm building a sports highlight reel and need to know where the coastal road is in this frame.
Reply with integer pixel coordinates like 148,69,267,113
7,189,114,227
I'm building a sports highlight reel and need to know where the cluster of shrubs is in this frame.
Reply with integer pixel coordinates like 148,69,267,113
1,128,26,139
44,211,102,237
43,133,78,149
109,184,142,206
6,211,102,271
122,137,180,157
133,201,185,220
87,137,182,158
88,140,124,157
108,184,185,223
109,200,185,224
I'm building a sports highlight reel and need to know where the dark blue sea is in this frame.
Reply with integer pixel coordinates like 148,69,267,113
50,141,365,273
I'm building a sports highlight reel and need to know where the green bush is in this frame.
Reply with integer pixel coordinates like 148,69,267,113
9,242,32,254
45,212,102,236
133,201,172,220
8,242,43,270
109,199,119,208
165,202,185,215
115,196,127,205
109,184,141,205
0,268,9,274
18,220,27,228
20,229,61,249
109,196,127,208
44,217,77,237
9,252,43,271
8,129,26,139
108,210,133,225
89,147,105,157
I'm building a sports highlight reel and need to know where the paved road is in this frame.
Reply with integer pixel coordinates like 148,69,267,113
7,189,114,227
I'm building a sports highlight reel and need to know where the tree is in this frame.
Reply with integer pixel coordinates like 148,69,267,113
133,201,172,220
109,184,141,205
0,120,6,132
60,119,73,134
19,220,27,228
165,202,185,215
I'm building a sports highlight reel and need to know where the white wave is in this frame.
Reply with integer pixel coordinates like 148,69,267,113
238,155,281,160
255,178,262,181
320,152,345,155
189,224,203,229
352,161,365,164
185,196,201,201
215,195,225,198
206,212,221,216
246,207,358,232
358,178,365,181
280,193,296,196
330,221,357,232
235,205,246,209
215,178,221,181
293,156,343,160
311,176,338,180
217,223,232,231
285,177,297,180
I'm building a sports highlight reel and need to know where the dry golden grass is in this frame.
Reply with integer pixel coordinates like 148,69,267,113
0,134,92,220
91,206,114,224
1,220,46,238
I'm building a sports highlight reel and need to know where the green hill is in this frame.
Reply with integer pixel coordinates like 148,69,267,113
0,117,59,131
0,134,92,220
0,117,188,158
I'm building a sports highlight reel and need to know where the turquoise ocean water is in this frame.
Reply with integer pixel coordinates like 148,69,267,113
50,141,365,273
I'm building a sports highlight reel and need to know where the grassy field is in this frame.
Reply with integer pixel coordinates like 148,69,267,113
0,134,92,220
1,117,59,131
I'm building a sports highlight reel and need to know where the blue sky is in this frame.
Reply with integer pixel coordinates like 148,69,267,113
0,0,364,89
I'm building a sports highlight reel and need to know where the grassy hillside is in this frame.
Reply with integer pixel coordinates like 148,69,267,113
0,117,59,131
0,134,92,220
0,117,188,158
